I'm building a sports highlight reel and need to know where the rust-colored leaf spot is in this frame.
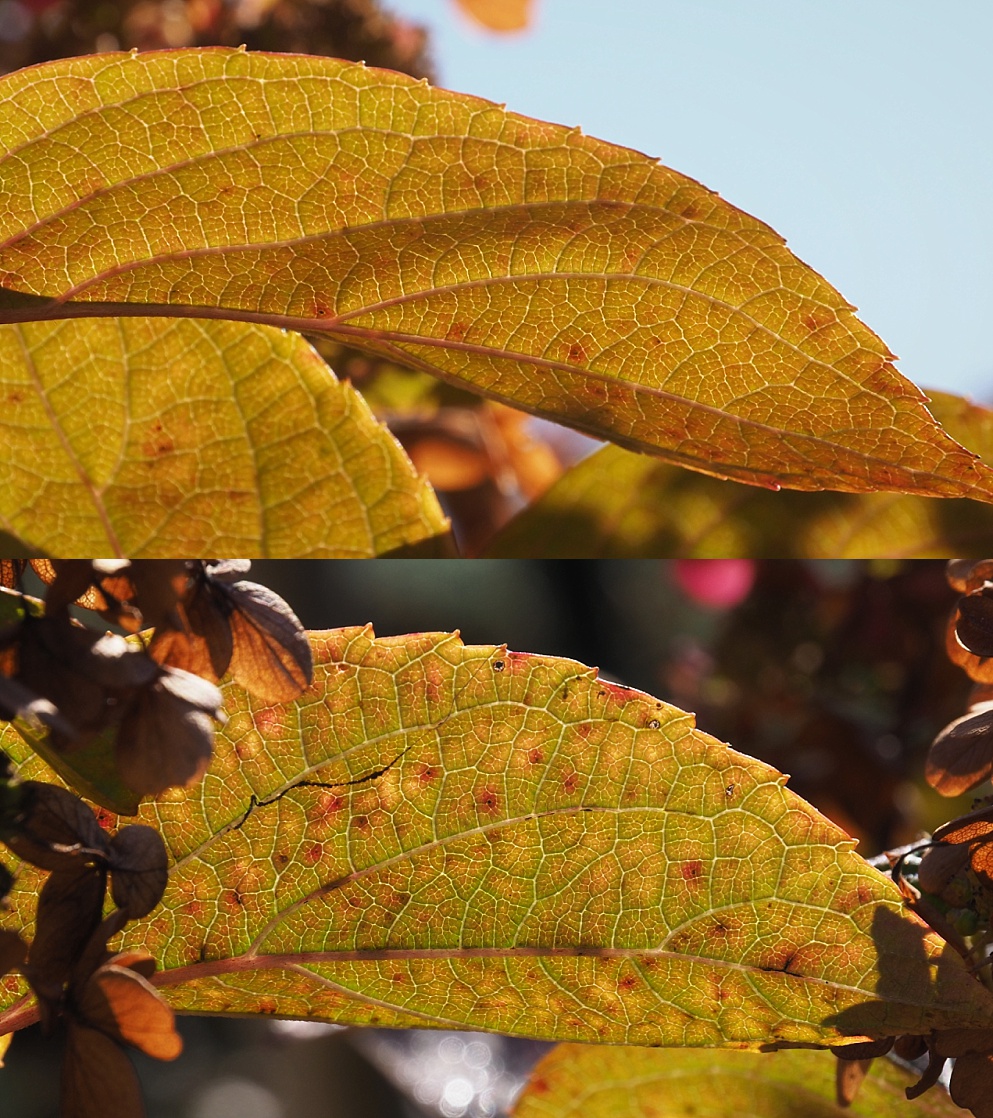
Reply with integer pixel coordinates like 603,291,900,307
141,422,174,459
418,764,438,783
222,889,245,912
529,748,543,764
303,843,324,865
567,343,587,365
477,786,500,813
680,860,703,881
307,792,344,820
562,771,579,794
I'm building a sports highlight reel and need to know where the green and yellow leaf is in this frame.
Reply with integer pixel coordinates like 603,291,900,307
513,1044,961,1118
487,390,993,557
0,50,989,500
3,629,993,1044
0,319,446,557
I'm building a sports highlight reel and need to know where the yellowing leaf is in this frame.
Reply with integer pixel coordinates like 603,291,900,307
454,0,533,33
513,1045,962,1118
2,629,993,1045
0,319,446,557
0,50,988,501
487,390,993,557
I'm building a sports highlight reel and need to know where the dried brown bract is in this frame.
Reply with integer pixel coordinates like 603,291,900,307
149,560,313,703
928,560,993,793
107,826,168,920
60,935,181,1118
0,775,176,1116
115,668,224,797
926,692,993,796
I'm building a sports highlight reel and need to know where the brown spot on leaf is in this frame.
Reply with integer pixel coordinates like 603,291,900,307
567,342,587,364
528,1078,550,1096
563,771,579,794
303,843,324,865
476,786,500,813
803,308,835,333
141,421,174,459
418,765,437,783
222,889,245,911
307,792,343,820
681,860,703,881
529,748,543,764
619,974,639,990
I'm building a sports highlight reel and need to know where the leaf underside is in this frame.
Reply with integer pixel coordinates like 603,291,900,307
487,390,993,557
513,1044,962,1118
0,318,446,557
3,628,993,1046
0,50,989,501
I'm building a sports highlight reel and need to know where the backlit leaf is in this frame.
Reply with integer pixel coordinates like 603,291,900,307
0,317,446,556
487,390,993,557
0,50,989,500
513,1044,961,1118
2,629,993,1043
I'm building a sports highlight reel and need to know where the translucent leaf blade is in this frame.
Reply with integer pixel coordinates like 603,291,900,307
487,390,993,557
0,319,446,557
0,50,989,500
513,1045,962,1118
2,629,992,1044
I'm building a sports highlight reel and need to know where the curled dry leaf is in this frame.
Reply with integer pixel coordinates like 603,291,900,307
61,1025,146,1118
4,782,109,872
150,563,313,703
75,963,181,1060
115,668,224,797
950,1052,993,1118
28,862,109,1012
835,1056,873,1107
109,825,168,920
946,609,993,685
917,842,973,901
927,700,993,796
958,591,993,659
0,676,74,740
12,616,155,751
61,948,181,1118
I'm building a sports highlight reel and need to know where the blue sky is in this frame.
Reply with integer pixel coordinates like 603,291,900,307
391,0,993,401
